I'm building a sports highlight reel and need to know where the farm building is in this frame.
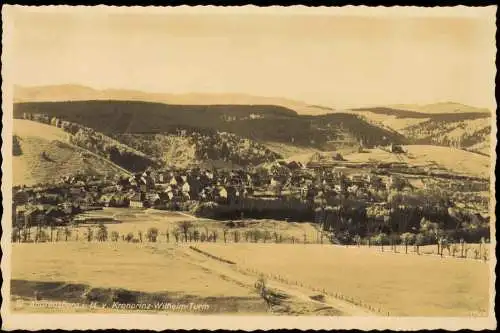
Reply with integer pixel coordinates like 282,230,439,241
390,144,405,153
130,192,145,208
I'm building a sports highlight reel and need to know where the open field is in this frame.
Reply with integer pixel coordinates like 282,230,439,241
11,242,264,314
344,145,490,179
346,110,430,132
11,243,254,296
263,142,320,160
11,214,492,317
66,208,324,243
195,243,491,317
269,144,491,179
11,242,362,315
74,208,192,235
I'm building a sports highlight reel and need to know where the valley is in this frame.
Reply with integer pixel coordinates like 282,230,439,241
9,86,494,318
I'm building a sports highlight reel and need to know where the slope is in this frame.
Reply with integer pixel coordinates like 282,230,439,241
403,118,491,153
12,119,129,186
344,145,491,179
114,131,281,168
282,145,490,179
347,105,492,155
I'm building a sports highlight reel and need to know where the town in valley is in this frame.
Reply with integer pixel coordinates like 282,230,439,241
4,6,495,325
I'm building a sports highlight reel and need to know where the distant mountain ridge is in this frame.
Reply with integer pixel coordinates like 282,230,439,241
14,84,331,116
351,106,491,119
389,102,492,114
15,84,492,116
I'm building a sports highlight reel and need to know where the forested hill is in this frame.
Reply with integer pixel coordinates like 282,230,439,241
14,100,407,150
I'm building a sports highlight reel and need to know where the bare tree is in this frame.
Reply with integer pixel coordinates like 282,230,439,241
464,244,471,258
111,231,120,242
255,274,272,310
353,234,362,247
263,230,271,243
97,224,108,242
480,237,486,259
179,221,193,242
483,249,489,262
146,227,159,242
193,229,200,242
125,232,134,242
253,230,263,243
204,226,209,240
415,234,426,255
473,248,480,260
234,230,241,243
86,226,93,242
400,232,415,254
64,227,72,242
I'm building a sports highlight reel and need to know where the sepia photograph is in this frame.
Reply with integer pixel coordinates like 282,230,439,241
1,5,497,330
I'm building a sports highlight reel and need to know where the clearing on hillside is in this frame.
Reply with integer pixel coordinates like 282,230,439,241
344,145,490,179
12,119,126,186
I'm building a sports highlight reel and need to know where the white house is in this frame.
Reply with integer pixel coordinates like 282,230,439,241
147,193,160,203
158,173,164,183
182,182,191,194
347,185,359,193
219,187,228,199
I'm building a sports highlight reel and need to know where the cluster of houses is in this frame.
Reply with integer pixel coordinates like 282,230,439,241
12,158,418,231
117,163,410,210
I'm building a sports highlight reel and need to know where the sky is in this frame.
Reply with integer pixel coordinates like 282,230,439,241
5,6,497,110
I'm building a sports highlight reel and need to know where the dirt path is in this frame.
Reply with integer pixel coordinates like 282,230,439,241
179,245,377,316
175,211,200,219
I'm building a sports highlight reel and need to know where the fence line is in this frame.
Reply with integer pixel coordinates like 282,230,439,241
235,262,390,316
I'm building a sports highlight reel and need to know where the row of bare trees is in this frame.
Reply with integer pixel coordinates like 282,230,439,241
14,221,331,245
351,231,490,261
